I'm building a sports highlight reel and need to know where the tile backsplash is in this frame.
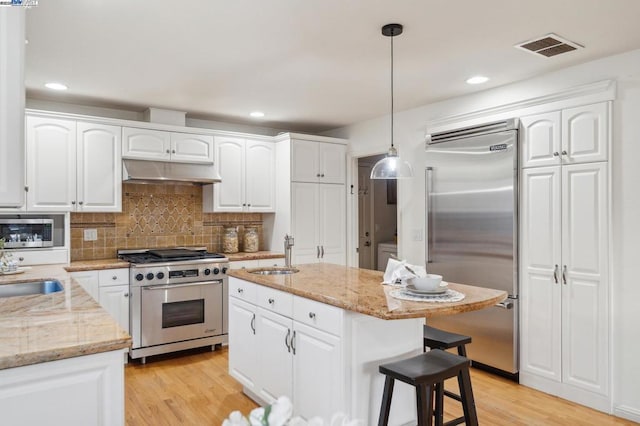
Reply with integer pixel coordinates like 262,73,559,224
70,183,263,261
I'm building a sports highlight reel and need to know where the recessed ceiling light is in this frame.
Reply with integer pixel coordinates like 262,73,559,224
466,76,489,85
45,82,68,91
250,111,265,118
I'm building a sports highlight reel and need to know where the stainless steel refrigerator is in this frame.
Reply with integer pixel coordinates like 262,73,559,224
425,119,519,377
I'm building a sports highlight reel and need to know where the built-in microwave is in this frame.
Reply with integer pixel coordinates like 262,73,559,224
0,219,54,248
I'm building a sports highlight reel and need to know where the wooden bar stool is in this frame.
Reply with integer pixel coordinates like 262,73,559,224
378,349,478,426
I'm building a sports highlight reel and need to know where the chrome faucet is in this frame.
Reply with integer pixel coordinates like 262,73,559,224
284,234,295,267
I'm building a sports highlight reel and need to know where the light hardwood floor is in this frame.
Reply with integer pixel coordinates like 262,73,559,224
125,347,636,426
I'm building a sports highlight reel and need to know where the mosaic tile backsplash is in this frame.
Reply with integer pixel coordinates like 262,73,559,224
70,183,264,261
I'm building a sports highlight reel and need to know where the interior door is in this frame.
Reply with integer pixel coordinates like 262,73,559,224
357,165,373,269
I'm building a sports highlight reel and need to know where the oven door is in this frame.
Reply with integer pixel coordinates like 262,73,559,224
140,280,223,347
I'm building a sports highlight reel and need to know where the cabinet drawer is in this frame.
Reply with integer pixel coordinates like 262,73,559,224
12,249,68,266
230,260,261,269
229,277,257,304
294,296,343,336
98,268,129,286
258,258,285,267
257,285,293,318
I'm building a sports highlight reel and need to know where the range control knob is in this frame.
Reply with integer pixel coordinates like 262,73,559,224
156,272,165,279
213,267,220,275
135,273,144,281
146,273,155,281
221,267,228,274
204,268,211,275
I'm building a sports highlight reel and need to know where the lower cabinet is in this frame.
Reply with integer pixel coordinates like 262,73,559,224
228,277,344,421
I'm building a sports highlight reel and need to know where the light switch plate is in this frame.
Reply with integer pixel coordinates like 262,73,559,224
84,229,98,241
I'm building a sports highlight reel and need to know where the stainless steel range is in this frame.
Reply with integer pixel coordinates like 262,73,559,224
118,247,229,363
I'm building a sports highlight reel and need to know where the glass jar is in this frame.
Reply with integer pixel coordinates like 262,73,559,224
222,226,239,253
243,226,259,253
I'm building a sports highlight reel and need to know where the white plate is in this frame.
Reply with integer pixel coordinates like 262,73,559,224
405,282,449,295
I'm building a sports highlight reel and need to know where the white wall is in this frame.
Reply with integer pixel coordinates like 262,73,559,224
328,48,640,421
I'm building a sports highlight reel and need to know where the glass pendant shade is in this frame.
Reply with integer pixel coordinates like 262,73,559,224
370,146,414,179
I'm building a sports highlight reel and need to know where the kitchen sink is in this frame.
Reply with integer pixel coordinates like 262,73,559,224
248,267,299,275
0,280,64,298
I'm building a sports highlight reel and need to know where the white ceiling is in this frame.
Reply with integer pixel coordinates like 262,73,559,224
24,0,640,133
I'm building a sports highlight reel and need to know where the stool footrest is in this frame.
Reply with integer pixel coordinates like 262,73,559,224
444,389,462,402
444,416,466,426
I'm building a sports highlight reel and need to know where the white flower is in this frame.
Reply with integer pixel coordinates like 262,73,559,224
248,407,266,426
222,411,250,426
267,396,294,426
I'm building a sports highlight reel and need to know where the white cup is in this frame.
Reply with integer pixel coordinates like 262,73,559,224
407,274,443,291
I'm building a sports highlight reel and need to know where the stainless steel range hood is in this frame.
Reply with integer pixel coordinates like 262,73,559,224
122,159,222,185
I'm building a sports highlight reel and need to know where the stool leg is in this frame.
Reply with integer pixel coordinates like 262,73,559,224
457,345,467,357
457,367,478,426
378,376,395,426
416,384,433,426
434,382,444,426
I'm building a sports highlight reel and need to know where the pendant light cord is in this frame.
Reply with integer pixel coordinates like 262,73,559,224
390,29,394,149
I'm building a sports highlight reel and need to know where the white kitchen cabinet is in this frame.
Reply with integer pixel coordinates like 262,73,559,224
291,140,346,184
0,8,25,208
520,162,609,409
26,116,122,212
99,285,130,334
122,127,214,164
292,182,346,265
70,270,100,302
207,136,275,213
228,277,344,420
12,247,69,266
520,103,608,169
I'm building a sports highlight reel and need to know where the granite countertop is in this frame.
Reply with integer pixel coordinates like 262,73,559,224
0,265,131,370
226,251,285,262
65,259,130,272
228,263,507,320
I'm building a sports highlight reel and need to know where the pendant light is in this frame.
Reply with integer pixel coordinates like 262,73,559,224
370,23,414,180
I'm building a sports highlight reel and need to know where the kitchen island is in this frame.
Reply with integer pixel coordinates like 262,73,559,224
227,263,506,425
0,265,131,426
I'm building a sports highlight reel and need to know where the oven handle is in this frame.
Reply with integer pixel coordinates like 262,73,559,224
142,280,223,290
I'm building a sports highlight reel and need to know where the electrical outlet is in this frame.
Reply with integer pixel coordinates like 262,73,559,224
84,229,98,241
412,229,423,241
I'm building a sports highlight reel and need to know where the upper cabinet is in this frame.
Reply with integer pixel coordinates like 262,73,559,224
26,115,122,212
291,140,346,184
204,136,275,213
122,127,213,164
520,103,608,168
0,8,25,208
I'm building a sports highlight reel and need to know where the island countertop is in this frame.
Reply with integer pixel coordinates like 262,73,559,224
0,265,131,370
227,263,507,320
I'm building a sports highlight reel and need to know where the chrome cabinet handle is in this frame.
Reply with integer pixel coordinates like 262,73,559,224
71,201,76,205
18,257,24,261
562,150,568,156
237,288,244,294
172,149,176,154
553,152,560,157
112,276,118,280
124,293,129,298
78,201,83,205
317,246,320,258
285,328,291,353
166,149,170,154
316,173,321,177
496,301,513,309
320,246,324,258
320,173,325,177
291,330,296,355
562,265,568,285
308,312,316,319
250,313,256,335
553,264,559,284
268,298,275,305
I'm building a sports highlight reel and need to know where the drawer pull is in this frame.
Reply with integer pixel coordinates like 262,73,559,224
308,312,316,319
237,288,244,294
112,276,118,280
268,298,275,305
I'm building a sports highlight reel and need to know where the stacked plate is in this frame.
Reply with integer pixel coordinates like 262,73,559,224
404,282,449,296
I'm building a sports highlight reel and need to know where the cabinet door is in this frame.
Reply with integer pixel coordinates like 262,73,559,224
245,140,275,212
214,137,245,212
291,182,320,264
76,122,122,212
0,9,25,208
319,143,346,184
98,284,129,334
520,167,562,381
70,270,100,302
292,321,343,420
561,103,608,164
291,140,320,183
228,297,259,391
520,111,561,168
319,184,346,265
170,132,214,164
26,116,77,211
256,308,293,405
561,162,608,395
122,127,170,161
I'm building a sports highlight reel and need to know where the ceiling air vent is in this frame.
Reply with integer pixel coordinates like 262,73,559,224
515,33,583,58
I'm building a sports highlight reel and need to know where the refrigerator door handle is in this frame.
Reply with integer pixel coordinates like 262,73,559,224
425,167,434,264
496,301,514,309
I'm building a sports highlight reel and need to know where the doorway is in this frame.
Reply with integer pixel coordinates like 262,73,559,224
357,155,398,271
